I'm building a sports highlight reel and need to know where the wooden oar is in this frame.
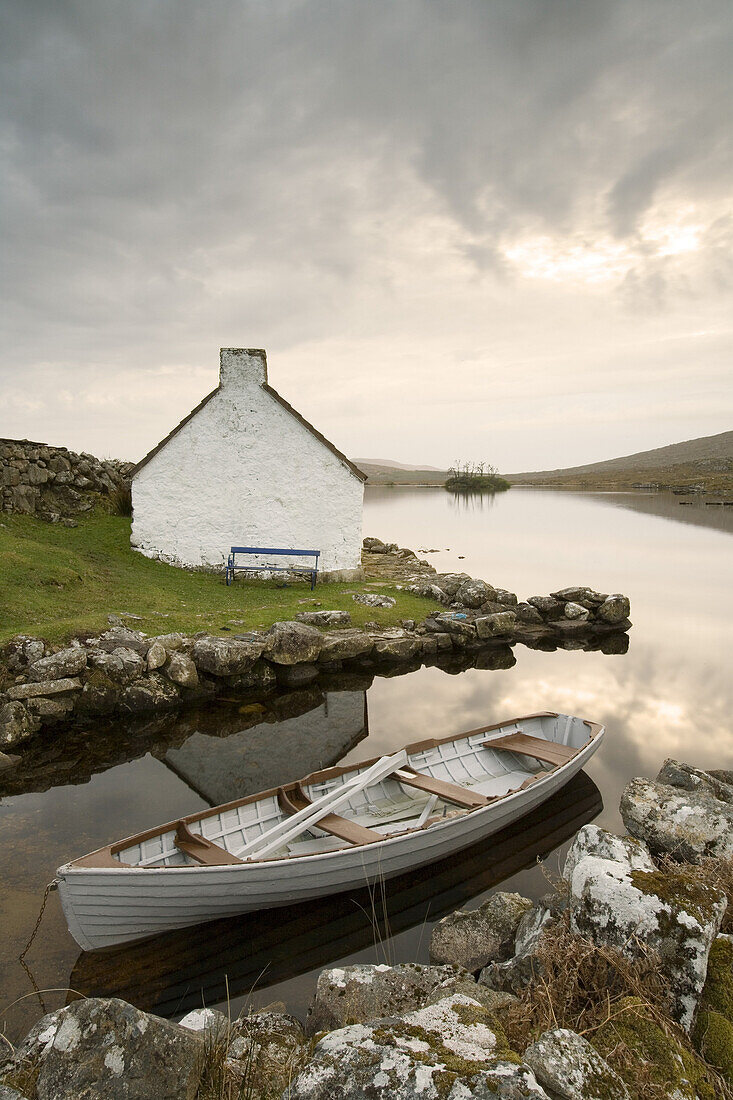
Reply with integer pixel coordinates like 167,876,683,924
238,751,408,860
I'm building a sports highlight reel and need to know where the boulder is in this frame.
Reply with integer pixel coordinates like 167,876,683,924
515,603,544,625
304,962,469,1036
527,597,565,620
593,996,719,1100
620,770,733,862
455,579,497,608
494,588,518,606
227,658,278,693
164,652,199,689
88,648,145,684
77,669,120,715
296,610,351,626
566,831,727,1030
550,587,608,604
428,614,476,640
226,1011,309,1098
291,994,549,1100
264,621,323,665
563,602,590,621
406,581,451,603
318,629,375,661
433,572,472,597
475,611,516,638
422,977,519,1015
191,635,264,675
656,758,733,804
596,595,630,624
27,646,87,682
7,677,82,700
562,824,656,883
363,537,386,551
352,593,396,608
513,905,554,957
523,1028,630,1100
145,641,167,670
12,997,203,1100
94,628,149,655
372,630,422,661
120,673,180,714
275,663,320,687
178,1007,229,1037
429,891,533,971
26,696,75,721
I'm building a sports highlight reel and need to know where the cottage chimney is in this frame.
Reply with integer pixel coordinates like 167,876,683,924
219,348,268,389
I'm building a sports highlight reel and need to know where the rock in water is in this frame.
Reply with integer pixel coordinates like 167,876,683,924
620,762,733,862
429,891,533,971
290,994,550,1099
523,1028,630,1100
304,962,469,1036
264,621,323,664
12,997,203,1100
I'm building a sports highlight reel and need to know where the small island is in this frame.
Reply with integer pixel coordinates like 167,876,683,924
445,461,510,493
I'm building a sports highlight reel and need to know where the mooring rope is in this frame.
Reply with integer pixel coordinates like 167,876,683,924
19,879,58,965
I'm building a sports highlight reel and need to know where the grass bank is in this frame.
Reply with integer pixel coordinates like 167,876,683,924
0,513,442,645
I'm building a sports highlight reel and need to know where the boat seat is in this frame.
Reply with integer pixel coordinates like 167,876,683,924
394,767,493,808
279,786,386,846
483,733,576,766
174,821,244,865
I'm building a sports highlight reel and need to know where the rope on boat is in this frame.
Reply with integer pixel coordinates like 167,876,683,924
19,879,58,964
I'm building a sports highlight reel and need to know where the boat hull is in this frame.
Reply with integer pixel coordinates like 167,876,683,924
58,725,602,951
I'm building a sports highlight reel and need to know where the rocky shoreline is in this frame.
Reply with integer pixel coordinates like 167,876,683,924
0,537,631,763
1,757,731,1099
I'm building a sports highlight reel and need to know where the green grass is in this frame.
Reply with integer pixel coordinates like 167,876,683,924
0,513,443,645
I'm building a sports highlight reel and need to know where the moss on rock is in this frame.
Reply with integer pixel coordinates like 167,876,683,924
591,997,720,1100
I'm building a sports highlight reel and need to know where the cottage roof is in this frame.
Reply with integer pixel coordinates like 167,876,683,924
130,351,366,482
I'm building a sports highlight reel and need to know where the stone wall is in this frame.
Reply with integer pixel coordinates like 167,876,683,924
0,438,132,521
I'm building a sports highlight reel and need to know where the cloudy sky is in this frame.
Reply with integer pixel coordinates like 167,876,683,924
1,0,731,470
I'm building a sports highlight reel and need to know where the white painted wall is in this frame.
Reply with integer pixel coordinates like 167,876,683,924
131,349,364,577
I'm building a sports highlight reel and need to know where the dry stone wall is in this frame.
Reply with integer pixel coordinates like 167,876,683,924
0,438,131,521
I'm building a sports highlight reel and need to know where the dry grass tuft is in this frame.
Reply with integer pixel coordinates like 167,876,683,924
108,482,132,516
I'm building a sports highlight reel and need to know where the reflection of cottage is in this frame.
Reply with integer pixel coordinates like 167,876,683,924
163,691,368,806
130,348,366,578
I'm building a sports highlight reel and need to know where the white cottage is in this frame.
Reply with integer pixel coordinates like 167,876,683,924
130,348,366,579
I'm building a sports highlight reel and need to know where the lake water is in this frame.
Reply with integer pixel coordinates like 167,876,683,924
1,487,732,1040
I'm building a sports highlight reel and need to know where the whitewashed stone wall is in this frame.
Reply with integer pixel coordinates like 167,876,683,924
131,349,364,578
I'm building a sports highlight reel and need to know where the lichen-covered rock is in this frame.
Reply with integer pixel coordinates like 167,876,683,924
296,610,351,626
563,824,656,883
263,621,323,665
475,611,517,638
656,759,733,804
226,1011,309,1098
27,645,87,682
692,934,733,1085
423,977,519,1015
523,1028,630,1100
372,630,422,660
178,1006,229,1037
145,640,167,670
596,594,630,623
191,634,264,675
290,995,549,1099
428,613,476,639
164,652,199,688
550,587,608,604
94,627,149,655
567,836,727,1031
513,905,554,957
227,658,277,693
455,579,497,608
316,630,372,663
352,592,397,608
77,669,120,715
434,573,472,597
6,677,82,700
620,771,733,862
429,892,533,971
0,701,40,748
304,962,469,1036
563,602,590,621
120,672,180,714
88,647,145,684
515,602,544,624
527,596,565,620
592,996,721,1100
494,588,518,606
9,997,203,1100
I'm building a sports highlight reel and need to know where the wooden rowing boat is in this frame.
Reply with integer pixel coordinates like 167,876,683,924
57,711,604,951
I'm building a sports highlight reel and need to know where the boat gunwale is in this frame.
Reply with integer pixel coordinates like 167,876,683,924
61,713,602,874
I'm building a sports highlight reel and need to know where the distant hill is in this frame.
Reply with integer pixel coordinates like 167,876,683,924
508,430,733,491
355,459,448,485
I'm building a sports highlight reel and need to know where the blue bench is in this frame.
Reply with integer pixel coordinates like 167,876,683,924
225,546,320,590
